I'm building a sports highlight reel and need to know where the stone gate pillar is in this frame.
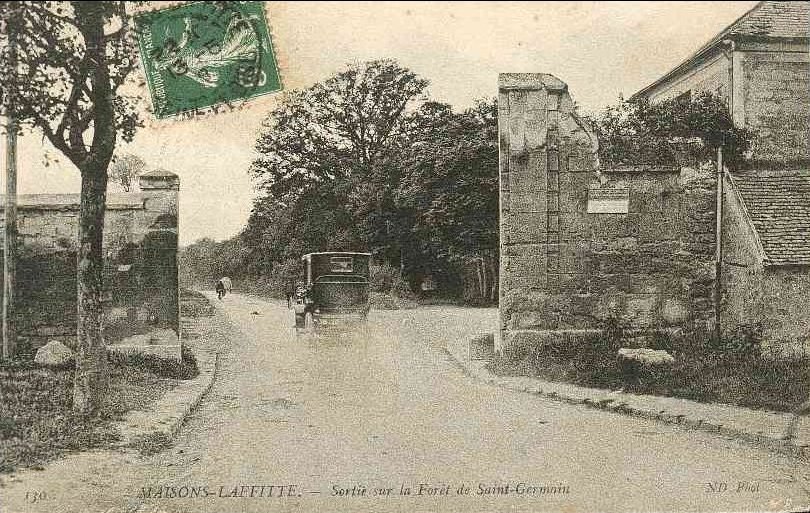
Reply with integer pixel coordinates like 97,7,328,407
498,73,599,349
138,169,180,338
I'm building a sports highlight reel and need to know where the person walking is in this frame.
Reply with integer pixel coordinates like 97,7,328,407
216,278,226,300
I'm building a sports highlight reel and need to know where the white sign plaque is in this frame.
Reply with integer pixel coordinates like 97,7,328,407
587,187,630,214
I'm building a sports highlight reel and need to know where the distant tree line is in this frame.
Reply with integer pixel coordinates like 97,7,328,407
180,59,499,304
181,70,750,305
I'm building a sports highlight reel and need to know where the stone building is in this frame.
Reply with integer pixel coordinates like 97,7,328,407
631,0,810,165
499,2,810,354
0,169,180,358
722,169,810,355
499,74,717,348
632,0,810,354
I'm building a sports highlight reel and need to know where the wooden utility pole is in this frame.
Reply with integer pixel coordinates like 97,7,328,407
4,115,18,360
714,145,724,344
3,16,18,360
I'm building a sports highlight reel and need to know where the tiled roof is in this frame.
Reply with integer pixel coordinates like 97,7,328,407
720,1,810,40
633,1,810,100
731,169,810,266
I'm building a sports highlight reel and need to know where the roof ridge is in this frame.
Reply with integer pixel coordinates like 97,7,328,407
632,1,809,100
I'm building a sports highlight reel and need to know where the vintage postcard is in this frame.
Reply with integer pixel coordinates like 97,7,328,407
1,2,809,513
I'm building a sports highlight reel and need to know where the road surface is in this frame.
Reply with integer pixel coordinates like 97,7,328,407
3,292,809,513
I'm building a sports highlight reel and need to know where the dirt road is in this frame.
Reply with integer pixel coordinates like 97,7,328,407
3,293,808,513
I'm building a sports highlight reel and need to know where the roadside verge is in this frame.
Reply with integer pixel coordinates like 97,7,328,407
445,336,810,460
114,293,226,449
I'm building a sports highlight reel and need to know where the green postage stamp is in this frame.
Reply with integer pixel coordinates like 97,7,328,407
135,1,282,118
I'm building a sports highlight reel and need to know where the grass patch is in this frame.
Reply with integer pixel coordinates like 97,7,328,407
488,327,810,413
180,288,215,318
129,431,174,456
107,344,199,381
0,347,195,473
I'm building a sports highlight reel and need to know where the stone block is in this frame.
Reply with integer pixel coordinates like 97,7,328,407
547,150,560,172
469,333,495,360
547,194,559,212
618,348,675,365
568,293,598,318
625,295,657,327
617,348,675,379
525,89,548,112
508,92,527,154
568,155,595,173
595,292,627,320
34,340,75,367
591,251,630,275
588,273,631,294
510,311,557,330
510,168,545,193
547,213,560,233
547,92,560,111
560,241,590,273
504,244,546,289
636,212,680,242
503,213,547,244
108,344,182,362
559,213,589,237
557,272,590,294
629,190,664,213
628,274,660,295
511,192,546,213
661,298,689,325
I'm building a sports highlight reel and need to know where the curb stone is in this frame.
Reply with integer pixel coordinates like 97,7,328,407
443,344,810,461
113,313,225,449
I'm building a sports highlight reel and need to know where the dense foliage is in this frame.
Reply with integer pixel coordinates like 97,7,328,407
180,60,499,303
593,92,753,169
1,2,142,414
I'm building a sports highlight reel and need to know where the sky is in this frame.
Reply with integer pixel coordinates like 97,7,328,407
5,1,758,245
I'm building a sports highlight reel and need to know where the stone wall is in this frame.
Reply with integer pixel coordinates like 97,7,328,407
741,49,810,164
499,73,717,348
0,171,179,352
722,175,810,357
720,174,764,331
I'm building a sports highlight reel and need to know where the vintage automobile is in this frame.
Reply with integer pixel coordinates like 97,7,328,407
291,252,371,334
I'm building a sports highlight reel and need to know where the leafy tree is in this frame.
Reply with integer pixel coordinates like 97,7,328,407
398,99,499,302
250,59,429,265
212,61,502,304
593,92,752,168
0,2,141,414
108,153,146,192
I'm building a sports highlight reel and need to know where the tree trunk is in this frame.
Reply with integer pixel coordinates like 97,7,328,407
3,6,19,361
480,257,487,299
488,254,492,303
72,166,109,415
475,259,484,299
72,2,116,416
